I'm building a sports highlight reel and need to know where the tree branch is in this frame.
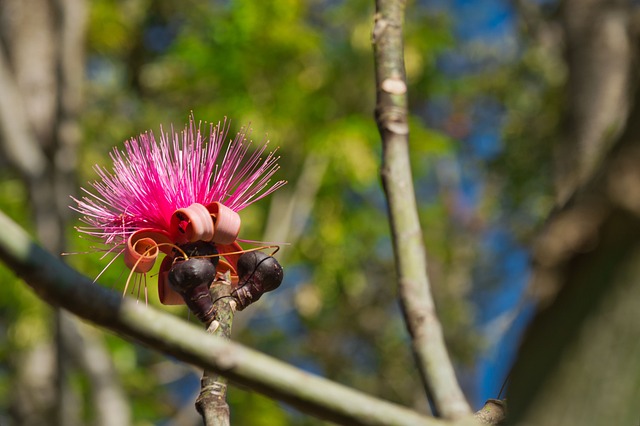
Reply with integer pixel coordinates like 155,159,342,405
196,279,235,426
0,209,453,426
0,43,47,179
53,0,87,222
59,313,131,426
555,0,632,203
372,0,471,419
473,399,506,425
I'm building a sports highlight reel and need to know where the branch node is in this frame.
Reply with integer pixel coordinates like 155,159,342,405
381,77,407,95
372,14,389,43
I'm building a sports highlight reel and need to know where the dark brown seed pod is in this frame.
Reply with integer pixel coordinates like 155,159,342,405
233,251,283,310
168,257,217,323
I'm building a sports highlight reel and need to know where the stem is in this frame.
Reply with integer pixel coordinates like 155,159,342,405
0,210,449,426
196,277,235,426
372,0,471,419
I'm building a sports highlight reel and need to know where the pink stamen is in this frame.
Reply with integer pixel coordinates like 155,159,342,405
72,116,286,253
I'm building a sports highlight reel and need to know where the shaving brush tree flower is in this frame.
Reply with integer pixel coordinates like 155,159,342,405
72,117,285,319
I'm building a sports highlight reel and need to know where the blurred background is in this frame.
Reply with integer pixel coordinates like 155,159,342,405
0,0,629,425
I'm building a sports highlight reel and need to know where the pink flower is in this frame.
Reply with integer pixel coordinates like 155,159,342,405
72,117,285,304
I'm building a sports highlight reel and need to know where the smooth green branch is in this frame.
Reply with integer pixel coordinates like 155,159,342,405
372,0,471,419
0,210,447,426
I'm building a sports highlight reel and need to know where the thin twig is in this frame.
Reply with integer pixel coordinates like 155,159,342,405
0,210,449,426
372,0,471,419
